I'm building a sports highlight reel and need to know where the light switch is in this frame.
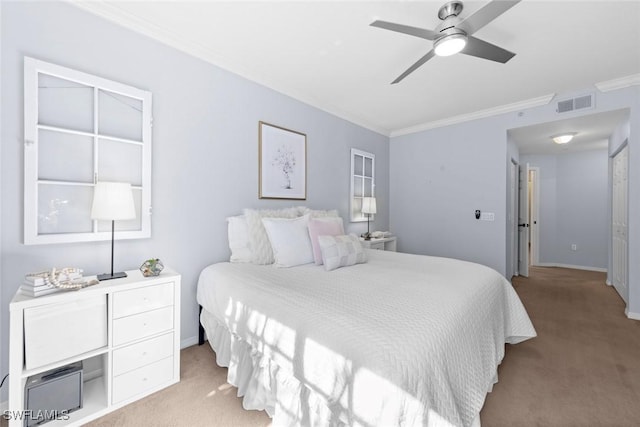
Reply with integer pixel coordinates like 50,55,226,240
480,212,495,221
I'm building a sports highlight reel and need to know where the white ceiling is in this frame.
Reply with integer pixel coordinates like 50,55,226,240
71,0,640,138
509,108,629,155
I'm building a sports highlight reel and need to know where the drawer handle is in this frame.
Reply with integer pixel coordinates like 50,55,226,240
143,377,147,382
142,352,147,356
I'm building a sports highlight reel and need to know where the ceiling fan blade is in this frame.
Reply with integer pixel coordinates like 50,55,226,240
391,50,436,84
370,20,437,41
459,0,521,35
462,36,516,63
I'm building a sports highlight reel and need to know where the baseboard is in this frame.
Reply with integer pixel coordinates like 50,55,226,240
181,335,199,349
535,263,607,273
606,280,612,286
626,310,640,321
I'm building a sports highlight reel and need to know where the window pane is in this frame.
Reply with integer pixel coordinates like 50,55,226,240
354,176,363,197
97,188,142,232
98,139,143,186
364,157,373,178
352,197,363,221
98,90,143,141
38,74,93,132
38,130,93,183
38,184,93,234
354,155,363,176
364,177,373,197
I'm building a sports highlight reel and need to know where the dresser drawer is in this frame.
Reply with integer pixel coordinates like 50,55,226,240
369,242,385,250
113,332,174,377
112,356,174,404
112,282,174,319
112,306,174,347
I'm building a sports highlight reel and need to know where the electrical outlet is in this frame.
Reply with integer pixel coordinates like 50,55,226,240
571,244,577,251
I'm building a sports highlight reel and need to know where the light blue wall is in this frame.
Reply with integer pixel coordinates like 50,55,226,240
522,150,609,270
390,118,508,273
0,1,389,399
390,86,640,317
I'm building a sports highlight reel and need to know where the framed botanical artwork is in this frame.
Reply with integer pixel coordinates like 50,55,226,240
259,121,307,199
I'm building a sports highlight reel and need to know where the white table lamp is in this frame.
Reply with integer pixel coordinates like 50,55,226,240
91,181,136,281
361,197,377,240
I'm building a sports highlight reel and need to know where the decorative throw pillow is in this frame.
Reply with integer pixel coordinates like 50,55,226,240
318,234,367,271
307,217,345,265
262,214,314,268
227,215,252,263
244,207,299,264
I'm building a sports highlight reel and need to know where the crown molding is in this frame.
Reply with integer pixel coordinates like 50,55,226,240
390,94,556,138
595,74,640,92
67,1,390,137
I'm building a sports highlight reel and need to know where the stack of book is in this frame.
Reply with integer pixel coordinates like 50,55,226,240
21,270,84,297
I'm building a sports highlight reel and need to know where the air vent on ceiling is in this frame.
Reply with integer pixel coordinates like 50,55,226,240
556,94,594,113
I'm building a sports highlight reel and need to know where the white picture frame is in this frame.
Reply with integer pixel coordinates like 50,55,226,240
259,121,307,200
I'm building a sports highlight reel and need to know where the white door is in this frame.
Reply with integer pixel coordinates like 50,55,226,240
612,145,629,303
518,163,530,277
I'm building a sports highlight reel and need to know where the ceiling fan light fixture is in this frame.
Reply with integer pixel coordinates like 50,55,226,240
434,33,467,56
552,133,577,144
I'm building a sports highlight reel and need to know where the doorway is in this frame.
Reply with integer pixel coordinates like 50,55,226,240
507,108,629,285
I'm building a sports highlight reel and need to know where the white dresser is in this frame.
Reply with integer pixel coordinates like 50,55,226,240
8,268,181,426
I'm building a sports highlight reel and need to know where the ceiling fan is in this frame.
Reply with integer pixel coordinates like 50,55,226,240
371,0,521,84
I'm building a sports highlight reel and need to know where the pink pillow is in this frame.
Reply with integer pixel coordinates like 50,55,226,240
307,217,345,264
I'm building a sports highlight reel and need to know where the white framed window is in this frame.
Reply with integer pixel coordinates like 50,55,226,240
24,57,152,245
350,148,375,222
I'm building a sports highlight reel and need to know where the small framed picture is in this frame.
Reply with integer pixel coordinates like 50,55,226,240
259,121,307,200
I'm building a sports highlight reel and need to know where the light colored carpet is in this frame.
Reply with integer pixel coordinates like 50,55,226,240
481,267,640,426
6,266,639,426
85,343,271,427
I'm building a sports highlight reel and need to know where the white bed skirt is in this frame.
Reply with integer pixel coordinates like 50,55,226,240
200,309,482,427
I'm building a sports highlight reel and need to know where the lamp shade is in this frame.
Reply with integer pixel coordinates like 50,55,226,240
361,197,377,215
91,182,136,221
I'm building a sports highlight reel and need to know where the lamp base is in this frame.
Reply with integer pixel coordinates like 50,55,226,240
97,271,127,281
362,232,372,241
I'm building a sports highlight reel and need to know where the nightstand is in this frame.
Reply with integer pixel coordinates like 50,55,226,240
360,236,397,252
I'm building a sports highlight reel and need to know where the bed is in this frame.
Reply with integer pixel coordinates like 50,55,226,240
197,248,536,427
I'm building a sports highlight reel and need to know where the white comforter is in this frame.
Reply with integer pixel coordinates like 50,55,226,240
197,250,536,427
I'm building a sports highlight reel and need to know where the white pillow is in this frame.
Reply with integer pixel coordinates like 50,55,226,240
227,215,252,263
261,214,314,268
298,207,340,218
244,207,300,264
318,234,368,271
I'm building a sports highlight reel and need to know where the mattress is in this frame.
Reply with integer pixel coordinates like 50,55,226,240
197,249,536,426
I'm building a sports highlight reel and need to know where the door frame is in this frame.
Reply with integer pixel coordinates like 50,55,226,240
518,163,530,277
510,159,519,277
529,167,540,266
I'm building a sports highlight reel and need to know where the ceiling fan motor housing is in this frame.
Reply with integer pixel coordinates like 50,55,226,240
438,1,464,20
